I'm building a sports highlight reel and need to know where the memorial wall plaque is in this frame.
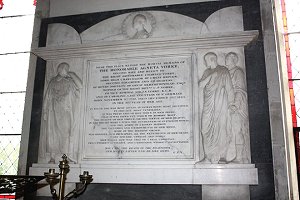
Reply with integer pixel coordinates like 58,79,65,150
31,7,259,187
84,56,193,159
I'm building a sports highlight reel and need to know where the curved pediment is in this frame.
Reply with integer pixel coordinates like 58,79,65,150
80,11,207,43
202,6,243,34
45,6,244,47
46,23,81,46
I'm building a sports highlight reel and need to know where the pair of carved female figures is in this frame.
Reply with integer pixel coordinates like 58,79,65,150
199,52,250,164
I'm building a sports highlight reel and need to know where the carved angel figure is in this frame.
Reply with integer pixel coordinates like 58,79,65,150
39,62,82,163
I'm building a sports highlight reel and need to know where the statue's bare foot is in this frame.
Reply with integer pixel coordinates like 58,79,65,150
210,155,220,164
67,157,76,164
201,157,211,164
48,158,55,164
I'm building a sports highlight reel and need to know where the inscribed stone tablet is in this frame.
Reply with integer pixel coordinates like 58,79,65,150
84,56,193,159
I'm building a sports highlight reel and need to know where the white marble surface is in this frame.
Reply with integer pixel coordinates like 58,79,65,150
195,47,250,164
202,185,250,200
30,164,258,184
38,58,84,164
46,23,81,47
202,6,243,34
39,62,83,164
83,56,194,159
31,7,258,190
34,33,257,164
193,166,257,184
19,0,299,199
33,31,258,60
80,11,206,43
198,50,250,164
49,7,243,46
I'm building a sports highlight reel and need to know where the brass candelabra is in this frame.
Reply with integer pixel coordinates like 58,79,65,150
44,155,93,200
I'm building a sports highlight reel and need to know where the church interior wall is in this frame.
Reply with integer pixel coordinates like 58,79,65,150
20,0,295,199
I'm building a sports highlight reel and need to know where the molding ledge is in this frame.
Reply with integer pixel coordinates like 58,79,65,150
32,31,259,60
30,164,258,185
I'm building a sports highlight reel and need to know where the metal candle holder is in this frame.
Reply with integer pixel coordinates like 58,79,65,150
44,155,93,200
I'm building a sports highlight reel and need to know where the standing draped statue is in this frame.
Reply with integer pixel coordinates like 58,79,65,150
39,62,82,163
199,52,236,163
225,52,250,163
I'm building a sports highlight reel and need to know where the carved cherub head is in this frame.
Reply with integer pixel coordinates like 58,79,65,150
132,14,147,32
204,52,218,69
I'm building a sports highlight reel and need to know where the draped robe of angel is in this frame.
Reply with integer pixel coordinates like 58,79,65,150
39,72,81,163
229,66,250,163
199,66,235,163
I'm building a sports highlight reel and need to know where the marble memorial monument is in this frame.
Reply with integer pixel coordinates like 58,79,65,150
30,6,259,199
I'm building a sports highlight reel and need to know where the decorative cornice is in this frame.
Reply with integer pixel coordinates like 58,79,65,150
32,31,259,60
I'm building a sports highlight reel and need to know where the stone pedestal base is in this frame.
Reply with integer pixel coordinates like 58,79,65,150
202,185,250,200
30,163,258,197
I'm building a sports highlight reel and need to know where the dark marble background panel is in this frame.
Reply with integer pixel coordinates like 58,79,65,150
26,58,46,174
250,163,276,200
77,184,202,200
25,184,201,200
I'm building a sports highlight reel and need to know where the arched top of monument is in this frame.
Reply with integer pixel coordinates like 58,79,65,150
202,6,244,34
46,23,82,47
45,6,244,47
80,11,206,43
